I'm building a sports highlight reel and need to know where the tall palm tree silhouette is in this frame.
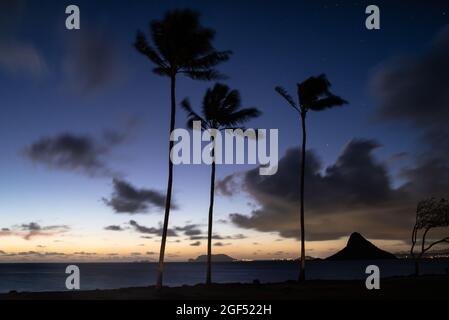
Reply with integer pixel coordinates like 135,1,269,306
134,9,231,289
275,74,347,282
182,83,260,285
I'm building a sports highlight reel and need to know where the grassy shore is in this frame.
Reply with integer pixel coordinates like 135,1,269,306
1,275,448,300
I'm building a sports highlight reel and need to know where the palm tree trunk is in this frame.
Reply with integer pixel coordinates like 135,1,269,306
299,111,307,283
206,139,216,285
156,74,177,289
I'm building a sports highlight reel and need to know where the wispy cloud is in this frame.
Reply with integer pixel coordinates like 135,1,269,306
129,220,177,237
23,128,129,177
175,224,202,236
103,179,176,214
0,222,70,240
104,225,124,231
0,1,47,78
62,28,126,95
0,42,46,77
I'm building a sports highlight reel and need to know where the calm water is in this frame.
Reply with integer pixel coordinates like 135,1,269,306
0,260,448,293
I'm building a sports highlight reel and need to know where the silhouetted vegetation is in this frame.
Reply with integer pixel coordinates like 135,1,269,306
134,9,231,289
275,75,347,282
411,198,449,275
182,83,260,284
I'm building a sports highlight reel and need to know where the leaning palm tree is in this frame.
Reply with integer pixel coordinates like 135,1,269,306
275,74,347,282
134,9,231,289
181,83,260,285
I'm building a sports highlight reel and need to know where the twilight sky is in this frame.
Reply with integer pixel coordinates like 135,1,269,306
1,0,449,262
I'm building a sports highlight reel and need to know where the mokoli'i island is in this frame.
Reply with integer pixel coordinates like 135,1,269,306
0,0,449,300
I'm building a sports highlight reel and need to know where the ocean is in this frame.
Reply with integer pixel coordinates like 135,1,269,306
0,260,448,293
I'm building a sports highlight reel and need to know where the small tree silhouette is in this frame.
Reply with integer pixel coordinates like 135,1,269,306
411,198,449,275
275,74,347,282
182,83,260,285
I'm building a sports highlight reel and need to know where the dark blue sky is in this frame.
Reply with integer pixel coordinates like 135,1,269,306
1,0,448,260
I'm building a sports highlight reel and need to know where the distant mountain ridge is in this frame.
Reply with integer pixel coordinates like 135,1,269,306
189,254,236,262
326,232,397,260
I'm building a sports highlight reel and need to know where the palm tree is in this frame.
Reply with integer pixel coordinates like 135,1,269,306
275,74,347,282
181,83,260,285
134,9,231,289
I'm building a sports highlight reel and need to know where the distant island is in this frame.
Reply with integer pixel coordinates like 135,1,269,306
187,233,397,263
189,254,236,262
326,232,397,260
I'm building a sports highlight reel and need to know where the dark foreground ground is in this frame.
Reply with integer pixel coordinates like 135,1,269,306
1,275,448,300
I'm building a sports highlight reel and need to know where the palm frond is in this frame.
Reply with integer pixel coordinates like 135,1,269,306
222,89,241,112
220,108,261,127
137,10,230,81
202,84,227,122
183,84,260,133
275,86,299,111
134,31,167,69
183,69,227,81
309,95,348,111
188,51,232,69
297,74,331,106
181,98,208,129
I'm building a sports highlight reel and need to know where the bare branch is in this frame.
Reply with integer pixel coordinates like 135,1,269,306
424,237,449,253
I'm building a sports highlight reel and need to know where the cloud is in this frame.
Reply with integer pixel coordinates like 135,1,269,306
104,225,123,231
225,140,416,241
400,157,449,199
129,220,177,237
63,28,125,95
103,179,175,214
2,251,66,257
0,1,47,78
371,24,449,208
0,42,46,77
0,222,70,240
372,25,449,160
214,242,231,246
188,233,247,241
21,222,41,231
216,174,239,196
175,224,202,236
73,252,97,256
24,131,126,177
0,229,12,237
190,241,201,246
21,223,70,240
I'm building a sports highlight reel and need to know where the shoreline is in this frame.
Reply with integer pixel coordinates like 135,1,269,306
1,275,448,300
